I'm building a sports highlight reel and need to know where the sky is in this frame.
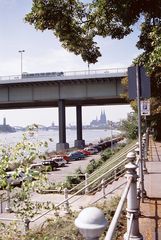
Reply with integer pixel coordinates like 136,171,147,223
0,0,141,127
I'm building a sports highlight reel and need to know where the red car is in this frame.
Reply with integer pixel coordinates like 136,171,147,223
78,149,91,156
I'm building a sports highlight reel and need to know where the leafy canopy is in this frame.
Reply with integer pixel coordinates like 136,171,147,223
25,0,161,64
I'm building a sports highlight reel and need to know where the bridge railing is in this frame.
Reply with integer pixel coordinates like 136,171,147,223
0,68,127,81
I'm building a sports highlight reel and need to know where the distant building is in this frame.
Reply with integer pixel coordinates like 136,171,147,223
90,111,107,128
0,118,16,133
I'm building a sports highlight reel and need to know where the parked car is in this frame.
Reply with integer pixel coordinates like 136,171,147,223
78,149,91,156
68,151,85,161
84,147,98,154
42,159,59,171
6,171,33,188
29,163,46,172
56,154,70,163
52,156,66,167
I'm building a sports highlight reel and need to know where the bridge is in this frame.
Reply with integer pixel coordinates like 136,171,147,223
0,68,128,151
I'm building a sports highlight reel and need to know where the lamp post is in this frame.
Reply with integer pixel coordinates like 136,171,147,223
18,50,25,78
110,121,113,151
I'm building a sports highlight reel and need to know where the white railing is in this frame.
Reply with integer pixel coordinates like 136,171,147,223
75,130,149,240
0,132,149,237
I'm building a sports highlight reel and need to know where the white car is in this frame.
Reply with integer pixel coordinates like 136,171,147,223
84,147,98,154
52,157,66,167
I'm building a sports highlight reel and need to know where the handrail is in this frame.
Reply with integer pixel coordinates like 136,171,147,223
0,142,135,226
69,167,126,206
90,181,126,205
0,133,149,238
105,176,132,239
31,157,128,223
69,142,136,193
75,147,146,240
5,144,130,225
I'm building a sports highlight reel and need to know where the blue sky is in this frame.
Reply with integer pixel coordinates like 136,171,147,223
0,0,141,127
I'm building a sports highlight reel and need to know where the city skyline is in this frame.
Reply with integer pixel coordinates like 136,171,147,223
0,105,131,127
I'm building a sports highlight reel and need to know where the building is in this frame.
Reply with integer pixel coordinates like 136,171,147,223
0,118,16,132
90,111,107,128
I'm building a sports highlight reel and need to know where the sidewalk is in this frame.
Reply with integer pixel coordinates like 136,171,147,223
139,137,161,239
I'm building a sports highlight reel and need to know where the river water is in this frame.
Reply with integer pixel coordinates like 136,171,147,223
0,129,120,152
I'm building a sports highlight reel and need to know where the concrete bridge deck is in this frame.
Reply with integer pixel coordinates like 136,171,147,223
140,137,161,239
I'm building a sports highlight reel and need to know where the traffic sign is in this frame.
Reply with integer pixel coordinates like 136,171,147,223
141,100,150,116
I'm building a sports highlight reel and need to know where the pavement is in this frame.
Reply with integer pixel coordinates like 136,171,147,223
139,136,161,239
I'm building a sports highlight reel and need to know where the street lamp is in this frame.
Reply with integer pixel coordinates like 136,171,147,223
18,50,25,78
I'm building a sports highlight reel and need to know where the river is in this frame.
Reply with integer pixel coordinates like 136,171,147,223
0,129,120,152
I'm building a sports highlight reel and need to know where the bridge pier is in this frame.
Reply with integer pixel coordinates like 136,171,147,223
56,100,69,152
74,105,85,148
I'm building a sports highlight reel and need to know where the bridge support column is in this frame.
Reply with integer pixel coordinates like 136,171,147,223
74,105,85,148
56,100,69,152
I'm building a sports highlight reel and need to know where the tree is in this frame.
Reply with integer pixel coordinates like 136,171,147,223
25,0,161,64
133,23,161,140
120,112,138,140
0,126,51,224
26,1,161,138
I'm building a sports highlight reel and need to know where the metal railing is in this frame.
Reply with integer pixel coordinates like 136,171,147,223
68,141,136,193
0,67,127,81
75,130,149,240
0,137,146,235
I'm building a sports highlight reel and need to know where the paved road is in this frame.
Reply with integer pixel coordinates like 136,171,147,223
47,153,101,184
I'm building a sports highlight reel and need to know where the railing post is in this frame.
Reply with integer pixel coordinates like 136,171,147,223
85,173,89,194
135,147,141,209
101,179,106,198
24,218,30,233
75,207,108,240
143,132,148,160
124,152,143,240
64,188,70,214
114,169,117,180
146,128,149,150
5,188,11,213
0,193,4,213
142,135,148,173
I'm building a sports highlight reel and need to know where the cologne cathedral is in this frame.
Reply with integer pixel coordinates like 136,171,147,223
90,111,107,128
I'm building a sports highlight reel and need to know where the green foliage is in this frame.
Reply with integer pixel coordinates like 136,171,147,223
0,125,50,221
65,167,84,189
25,0,161,63
25,0,101,64
101,148,113,162
120,113,138,140
86,159,98,174
134,23,161,140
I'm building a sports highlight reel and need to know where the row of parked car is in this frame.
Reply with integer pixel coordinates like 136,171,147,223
44,145,100,168
2,146,98,188
3,136,124,188
38,137,124,170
